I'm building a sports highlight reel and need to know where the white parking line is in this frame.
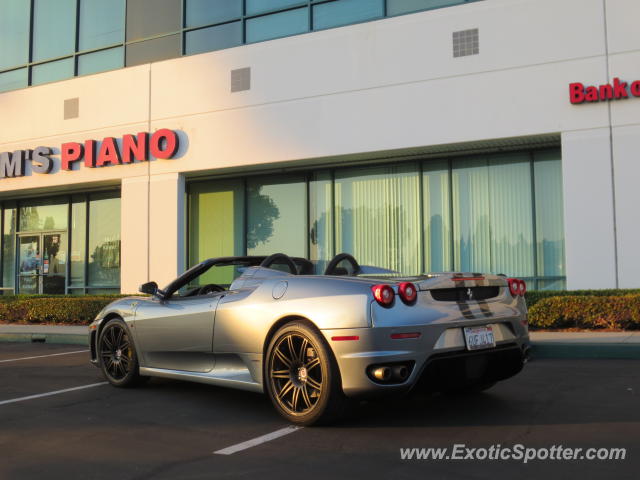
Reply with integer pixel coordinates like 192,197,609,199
213,426,303,455
0,382,108,406
0,350,89,364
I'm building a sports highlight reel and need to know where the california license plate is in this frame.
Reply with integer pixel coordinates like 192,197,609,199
463,326,495,351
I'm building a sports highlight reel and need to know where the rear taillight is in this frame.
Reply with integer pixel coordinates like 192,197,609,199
507,278,526,297
372,284,394,307
398,282,417,304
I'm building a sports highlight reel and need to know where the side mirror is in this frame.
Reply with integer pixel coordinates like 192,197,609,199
139,281,159,295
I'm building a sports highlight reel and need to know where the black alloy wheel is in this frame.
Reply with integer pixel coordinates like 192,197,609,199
98,318,146,387
266,322,346,426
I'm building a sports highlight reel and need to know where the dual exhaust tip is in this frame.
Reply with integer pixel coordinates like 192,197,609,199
368,363,412,384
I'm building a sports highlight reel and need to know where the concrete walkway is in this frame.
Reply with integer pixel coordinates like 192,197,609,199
1,325,639,358
0,324,88,346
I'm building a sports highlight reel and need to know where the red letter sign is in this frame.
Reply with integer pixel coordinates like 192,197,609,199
61,142,84,170
150,129,179,159
122,133,148,163
569,83,585,104
97,137,122,166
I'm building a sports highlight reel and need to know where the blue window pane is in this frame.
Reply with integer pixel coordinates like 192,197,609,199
185,0,242,28
79,0,125,51
313,0,384,30
0,68,28,93
32,58,74,86
88,193,121,287
78,47,124,76
33,0,76,62
387,0,466,16
246,7,309,43
534,150,565,277
0,0,30,70
185,22,242,55
246,0,304,16
246,176,307,258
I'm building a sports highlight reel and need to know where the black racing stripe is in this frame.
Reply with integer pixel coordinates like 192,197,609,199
457,300,476,320
478,299,494,318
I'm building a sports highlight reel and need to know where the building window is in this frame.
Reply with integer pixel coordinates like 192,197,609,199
187,148,565,290
0,192,121,295
0,0,479,93
79,0,126,51
313,0,384,31
245,7,310,43
184,22,243,55
88,193,121,289
246,176,307,257
32,0,76,62
0,0,30,71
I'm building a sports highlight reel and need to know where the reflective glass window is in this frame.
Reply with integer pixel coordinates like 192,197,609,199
334,164,421,274
188,180,245,285
451,157,490,273
88,193,121,287
534,150,565,283
185,22,242,55
0,0,30,70
247,176,306,258
0,68,28,93
387,0,465,16
246,0,305,16
2,204,17,292
79,0,125,51
78,47,124,76
19,199,68,232
32,0,76,62
452,154,534,277
487,153,534,277
246,8,309,43
31,58,75,86
70,197,87,287
313,0,384,30
126,0,182,41
126,34,181,66
309,171,334,273
423,160,451,272
185,0,242,27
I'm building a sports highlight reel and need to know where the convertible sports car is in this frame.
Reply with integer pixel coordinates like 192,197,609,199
89,253,530,425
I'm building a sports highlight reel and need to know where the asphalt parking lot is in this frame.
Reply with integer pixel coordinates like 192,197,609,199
0,343,638,480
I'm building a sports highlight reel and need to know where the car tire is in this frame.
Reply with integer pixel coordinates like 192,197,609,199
98,318,147,388
265,322,346,426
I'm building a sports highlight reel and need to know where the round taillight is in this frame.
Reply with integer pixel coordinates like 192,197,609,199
519,280,527,296
507,278,525,297
398,282,417,304
371,284,394,307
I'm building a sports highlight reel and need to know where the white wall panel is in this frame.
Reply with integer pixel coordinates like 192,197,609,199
612,125,640,288
561,128,617,289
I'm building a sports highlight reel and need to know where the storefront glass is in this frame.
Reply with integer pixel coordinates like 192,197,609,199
188,148,565,289
88,193,121,288
246,176,306,258
0,192,120,294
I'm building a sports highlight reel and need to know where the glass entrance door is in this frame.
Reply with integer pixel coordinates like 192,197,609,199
18,236,40,294
17,232,67,294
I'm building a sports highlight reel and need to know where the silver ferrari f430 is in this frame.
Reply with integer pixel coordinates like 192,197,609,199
89,253,530,425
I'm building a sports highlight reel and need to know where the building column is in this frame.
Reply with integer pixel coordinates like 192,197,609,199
612,125,640,288
148,172,186,290
121,176,150,294
561,128,617,289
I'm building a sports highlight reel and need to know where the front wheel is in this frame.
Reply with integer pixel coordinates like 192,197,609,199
265,322,346,426
98,318,146,387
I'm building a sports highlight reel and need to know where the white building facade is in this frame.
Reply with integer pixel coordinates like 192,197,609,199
0,0,638,294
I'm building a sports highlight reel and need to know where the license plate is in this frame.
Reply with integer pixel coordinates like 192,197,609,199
463,326,495,351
